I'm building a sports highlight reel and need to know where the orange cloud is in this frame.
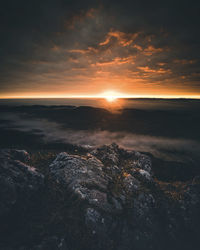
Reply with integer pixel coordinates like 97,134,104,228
138,66,171,74
92,56,135,67
99,30,139,47
68,47,99,55
132,44,143,51
143,45,164,56
173,59,196,65
69,57,79,63
157,62,166,66
68,49,88,54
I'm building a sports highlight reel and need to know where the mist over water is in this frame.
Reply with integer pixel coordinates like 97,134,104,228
0,98,200,168
1,109,200,163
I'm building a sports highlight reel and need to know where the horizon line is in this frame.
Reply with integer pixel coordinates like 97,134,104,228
1,94,200,99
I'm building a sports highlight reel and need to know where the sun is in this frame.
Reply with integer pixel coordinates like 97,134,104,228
102,91,119,102
105,95,118,102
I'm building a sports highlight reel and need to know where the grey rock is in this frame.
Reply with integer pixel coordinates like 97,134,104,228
90,143,120,166
1,144,199,250
49,152,112,211
32,236,68,250
0,149,44,217
48,144,200,250
123,174,140,193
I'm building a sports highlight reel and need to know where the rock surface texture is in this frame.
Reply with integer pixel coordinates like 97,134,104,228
0,144,200,250
0,149,44,249
0,149,44,217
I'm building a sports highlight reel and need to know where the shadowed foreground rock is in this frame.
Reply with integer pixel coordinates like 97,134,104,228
0,144,200,250
0,149,44,217
0,149,45,249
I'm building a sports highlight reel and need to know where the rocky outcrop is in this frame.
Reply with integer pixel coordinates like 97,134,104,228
0,144,200,250
49,144,154,215
0,149,44,217
48,143,200,250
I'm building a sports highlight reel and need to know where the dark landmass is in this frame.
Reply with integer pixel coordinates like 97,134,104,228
0,103,200,249
0,144,200,250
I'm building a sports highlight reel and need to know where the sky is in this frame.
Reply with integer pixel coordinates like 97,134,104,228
0,0,200,98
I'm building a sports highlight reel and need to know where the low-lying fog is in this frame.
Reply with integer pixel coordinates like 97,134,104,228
1,111,200,163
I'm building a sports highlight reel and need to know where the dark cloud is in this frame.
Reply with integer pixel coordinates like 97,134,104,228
0,0,200,96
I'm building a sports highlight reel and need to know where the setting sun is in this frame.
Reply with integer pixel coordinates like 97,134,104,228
105,95,118,102
106,96,117,102
100,91,120,102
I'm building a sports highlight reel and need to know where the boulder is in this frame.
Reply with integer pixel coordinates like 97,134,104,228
48,144,160,249
49,144,200,250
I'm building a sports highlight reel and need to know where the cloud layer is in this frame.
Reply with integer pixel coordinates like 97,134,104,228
0,0,200,97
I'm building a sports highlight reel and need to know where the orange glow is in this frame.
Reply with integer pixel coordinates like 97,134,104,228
105,96,117,102
100,91,120,102
1,93,200,99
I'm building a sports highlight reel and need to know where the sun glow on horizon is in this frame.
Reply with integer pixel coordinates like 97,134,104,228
1,92,200,100
101,91,120,102
105,96,117,102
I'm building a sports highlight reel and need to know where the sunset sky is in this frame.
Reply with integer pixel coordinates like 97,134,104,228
0,0,200,98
